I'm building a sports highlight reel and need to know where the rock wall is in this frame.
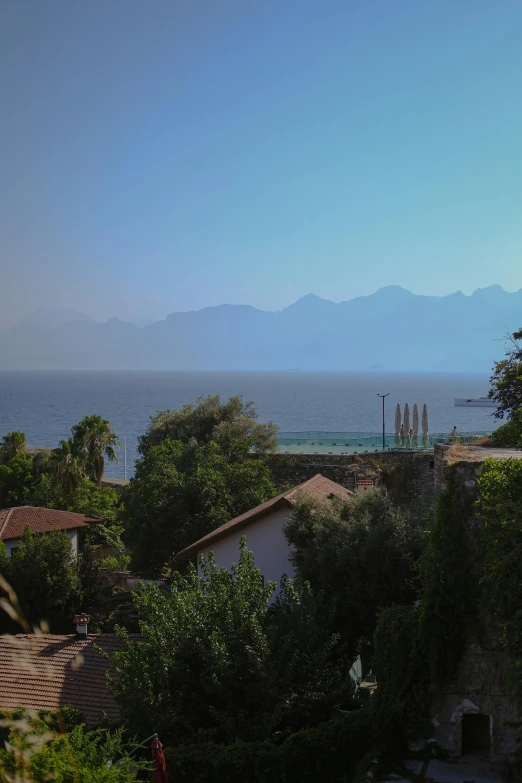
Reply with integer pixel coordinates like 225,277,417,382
432,443,522,761
249,450,435,511
433,638,519,760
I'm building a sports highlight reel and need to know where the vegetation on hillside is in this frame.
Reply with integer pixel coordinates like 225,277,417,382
4,386,522,780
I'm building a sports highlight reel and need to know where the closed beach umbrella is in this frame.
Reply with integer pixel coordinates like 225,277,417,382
412,404,419,435
403,403,410,434
394,404,402,436
422,403,429,445
152,737,168,783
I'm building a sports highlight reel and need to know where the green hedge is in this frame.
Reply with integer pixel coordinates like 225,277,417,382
164,709,375,783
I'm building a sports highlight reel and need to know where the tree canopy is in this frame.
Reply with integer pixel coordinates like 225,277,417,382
110,540,354,746
0,451,34,508
489,327,522,420
138,394,278,457
284,489,426,664
124,438,276,576
0,431,27,463
72,415,119,487
0,530,86,633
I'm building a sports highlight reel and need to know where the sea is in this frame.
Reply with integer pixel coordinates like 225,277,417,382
0,371,496,479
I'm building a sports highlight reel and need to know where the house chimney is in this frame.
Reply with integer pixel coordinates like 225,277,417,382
74,613,90,639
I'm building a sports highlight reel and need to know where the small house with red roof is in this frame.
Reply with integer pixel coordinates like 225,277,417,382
0,614,132,725
177,474,354,586
0,506,100,557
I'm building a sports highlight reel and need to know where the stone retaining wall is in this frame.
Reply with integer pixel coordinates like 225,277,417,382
249,450,435,510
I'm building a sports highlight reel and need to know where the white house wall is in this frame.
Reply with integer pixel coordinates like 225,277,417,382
197,507,295,588
3,528,79,557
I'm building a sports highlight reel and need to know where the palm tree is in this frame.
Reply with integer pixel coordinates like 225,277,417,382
71,415,119,487
50,439,85,497
0,431,27,463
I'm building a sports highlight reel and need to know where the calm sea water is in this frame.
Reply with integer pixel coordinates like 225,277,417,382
0,371,495,478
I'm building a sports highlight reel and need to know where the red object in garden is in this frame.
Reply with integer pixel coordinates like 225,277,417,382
152,737,168,783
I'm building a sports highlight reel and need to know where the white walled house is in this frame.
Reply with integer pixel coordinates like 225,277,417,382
177,474,354,586
0,506,100,557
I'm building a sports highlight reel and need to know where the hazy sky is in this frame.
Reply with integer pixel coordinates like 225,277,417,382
1,0,522,328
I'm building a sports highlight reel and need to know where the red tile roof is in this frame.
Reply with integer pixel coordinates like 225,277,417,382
0,633,129,725
0,507,99,541
177,473,354,559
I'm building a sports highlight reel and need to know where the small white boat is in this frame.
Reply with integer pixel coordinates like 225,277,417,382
454,396,495,407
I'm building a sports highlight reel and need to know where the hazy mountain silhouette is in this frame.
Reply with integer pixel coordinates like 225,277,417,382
17,308,95,329
1,286,520,371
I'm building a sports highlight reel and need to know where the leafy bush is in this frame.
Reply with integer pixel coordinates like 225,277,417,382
110,540,354,746
138,394,278,457
490,410,522,448
164,709,375,783
489,327,522,421
371,605,430,743
0,716,144,783
284,489,426,665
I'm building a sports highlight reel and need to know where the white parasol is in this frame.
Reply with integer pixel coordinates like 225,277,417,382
394,403,402,437
422,403,429,445
412,404,419,435
403,403,410,434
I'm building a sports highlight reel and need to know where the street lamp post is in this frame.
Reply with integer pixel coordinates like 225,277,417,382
377,393,390,451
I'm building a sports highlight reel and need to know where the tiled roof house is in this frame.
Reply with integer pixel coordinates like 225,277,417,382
0,507,99,556
177,473,354,587
0,632,126,725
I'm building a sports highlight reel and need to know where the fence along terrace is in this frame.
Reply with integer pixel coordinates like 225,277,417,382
274,431,492,455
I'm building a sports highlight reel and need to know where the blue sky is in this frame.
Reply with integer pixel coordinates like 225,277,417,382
1,0,521,326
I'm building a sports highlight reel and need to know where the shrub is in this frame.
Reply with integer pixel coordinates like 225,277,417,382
490,410,522,448
371,605,430,744
164,709,375,783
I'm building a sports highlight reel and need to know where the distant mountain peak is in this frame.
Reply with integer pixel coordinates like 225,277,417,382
473,284,506,295
17,308,95,330
282,293,335,312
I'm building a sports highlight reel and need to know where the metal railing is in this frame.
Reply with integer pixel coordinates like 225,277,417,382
273,431,492,455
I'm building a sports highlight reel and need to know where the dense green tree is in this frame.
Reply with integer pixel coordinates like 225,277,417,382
110,541,352,746
489,327,522,421
67,479,124,550
72,415,119,487
0,530,83,633
284,489,426,664
0,431,27,463
50,438,86,497
24,475,124,550
138,394,278,457
125,438,276,576
0,451,34,508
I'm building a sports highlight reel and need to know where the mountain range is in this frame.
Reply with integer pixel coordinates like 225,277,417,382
1,285,521,371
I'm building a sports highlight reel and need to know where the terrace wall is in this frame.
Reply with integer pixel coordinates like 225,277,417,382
249,450,435,511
